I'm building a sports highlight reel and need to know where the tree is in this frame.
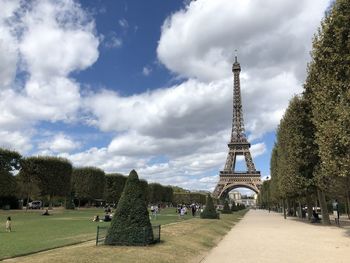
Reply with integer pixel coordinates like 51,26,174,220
146,183,173,204
200,194,219,219
148,183,163,204
21,156,72,208
221,200,231,214
0,170,18,198
173,192,206,205
71,167,105,206
105,170,153,245
163,186,174,203
304,0,350,223
0,148,21,202
267,95,321,220
16,169,41,209
104,173,127,205
230,201,238,212
258,180,271,210
139,179,149,204
0,148,21,173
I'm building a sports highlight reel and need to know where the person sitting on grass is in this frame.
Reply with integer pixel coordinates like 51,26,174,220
93,215,100,222
42,209,50,216
103,213,111,222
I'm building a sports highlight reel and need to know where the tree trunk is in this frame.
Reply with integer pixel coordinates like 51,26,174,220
346,192,350,219
26,193,30,212
317,188,330,225
293,201,297,217
346,177,350,219
282,199,287,219
48,195,53,210
306,194,313,221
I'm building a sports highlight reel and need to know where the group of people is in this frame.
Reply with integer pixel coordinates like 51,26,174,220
92,213,113,222
150,205,159,219
176,204,201,218
92,206,113,222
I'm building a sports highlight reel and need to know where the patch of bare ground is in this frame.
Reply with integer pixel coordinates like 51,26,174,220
202,210,350,263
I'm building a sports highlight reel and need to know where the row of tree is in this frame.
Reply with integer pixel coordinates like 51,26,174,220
0,148,174,208
258,0,350,224
172,192,207,205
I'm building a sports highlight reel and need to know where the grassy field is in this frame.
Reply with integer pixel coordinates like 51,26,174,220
0,207,192,260
3,209,248,263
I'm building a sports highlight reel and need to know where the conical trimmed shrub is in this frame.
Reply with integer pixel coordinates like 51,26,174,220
105,170,153,245
221,200,232,214
200,194,219,219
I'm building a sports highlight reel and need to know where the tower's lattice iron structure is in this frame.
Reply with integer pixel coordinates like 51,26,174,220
213,57,262,198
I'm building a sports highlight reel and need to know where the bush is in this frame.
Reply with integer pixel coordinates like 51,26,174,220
221,200,232,214
236,203,246,210
231,202,238,212
200,194,219,219
105,170,153,245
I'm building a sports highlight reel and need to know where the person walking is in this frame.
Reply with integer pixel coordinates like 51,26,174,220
180,206,185,219
191,203,196,217
333,199,340,225
6,216,12,232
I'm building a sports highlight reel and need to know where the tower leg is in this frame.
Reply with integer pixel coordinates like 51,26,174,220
244,150,256,172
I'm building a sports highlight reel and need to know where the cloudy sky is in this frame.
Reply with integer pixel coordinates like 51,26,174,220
0,0,331,191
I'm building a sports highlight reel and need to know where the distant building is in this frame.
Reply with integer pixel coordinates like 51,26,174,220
229,191,241,201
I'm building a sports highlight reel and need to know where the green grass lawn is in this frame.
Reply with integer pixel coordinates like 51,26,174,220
0,207,193,260
4,210,248,263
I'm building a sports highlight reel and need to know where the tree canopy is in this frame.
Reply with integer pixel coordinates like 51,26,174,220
72,167,105,202
104,173,127,205
21,156,72,202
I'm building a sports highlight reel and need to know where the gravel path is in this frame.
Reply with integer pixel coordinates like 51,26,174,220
202,209,350,263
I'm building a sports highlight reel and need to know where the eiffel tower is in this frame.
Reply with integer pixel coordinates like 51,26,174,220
213,56,262,199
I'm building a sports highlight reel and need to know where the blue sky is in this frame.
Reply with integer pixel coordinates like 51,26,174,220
0,0,331,191
74,1,184,94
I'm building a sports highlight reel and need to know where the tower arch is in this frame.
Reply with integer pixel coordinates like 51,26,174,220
219,182,260,199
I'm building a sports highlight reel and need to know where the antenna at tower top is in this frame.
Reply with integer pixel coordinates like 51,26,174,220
234,49,238,62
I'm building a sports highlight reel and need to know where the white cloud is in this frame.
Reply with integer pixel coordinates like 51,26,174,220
60,147,146,172
104,35,122,48
142,66,152,76
157,0,329,83
0,130,32,153
0,0,20,90
0,0,99,151
86,71,289,145
118,18,129,29
39,133,80,153
86,78,231,136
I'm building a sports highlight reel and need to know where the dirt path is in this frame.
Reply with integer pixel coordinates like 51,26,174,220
202,210,350,263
